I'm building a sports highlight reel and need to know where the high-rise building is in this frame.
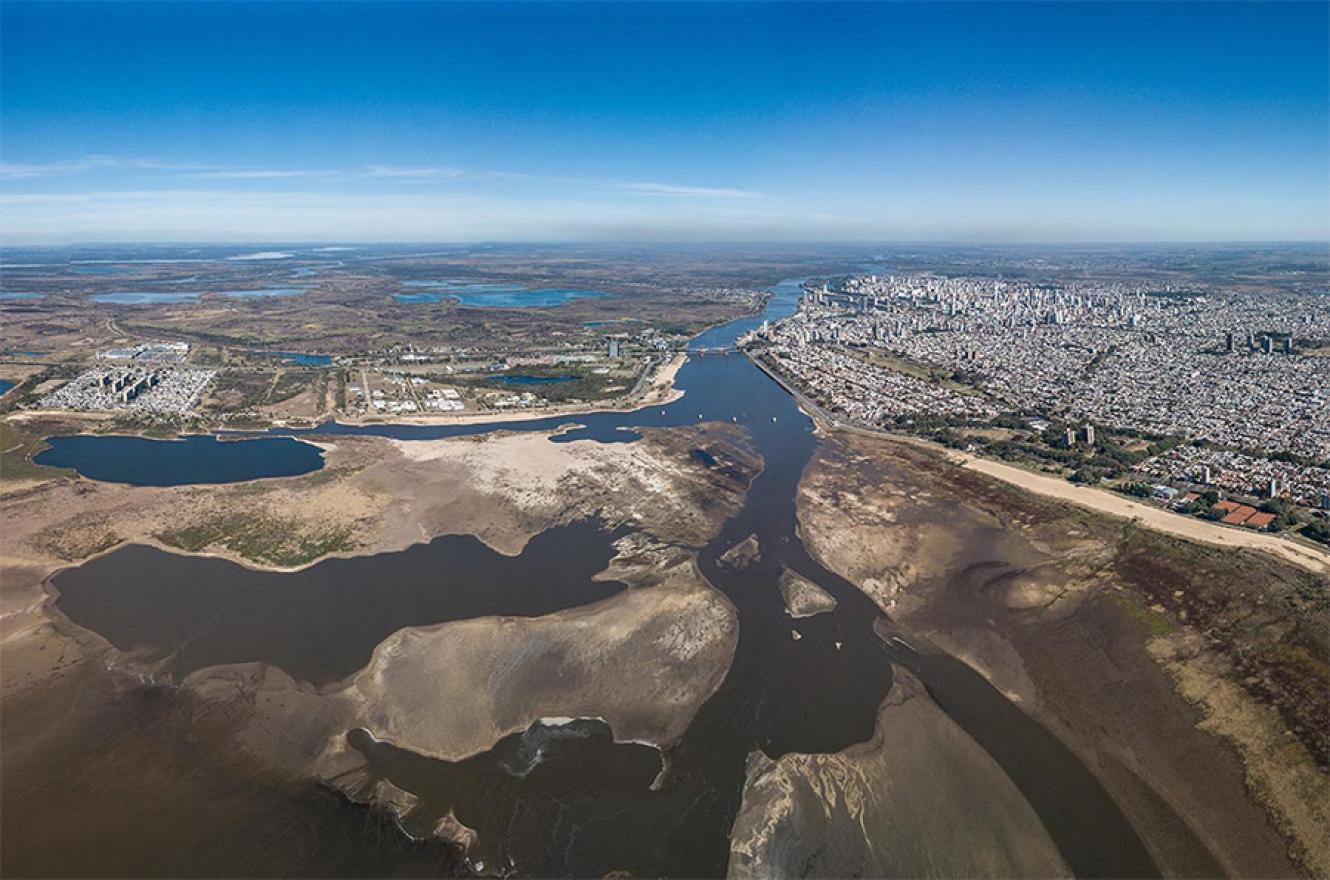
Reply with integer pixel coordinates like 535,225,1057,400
1082,424,1095,446
607,339,620,358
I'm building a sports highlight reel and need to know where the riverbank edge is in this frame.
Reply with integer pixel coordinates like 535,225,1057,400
743,348,1330,576
4,353,688,442
746,346,1330,877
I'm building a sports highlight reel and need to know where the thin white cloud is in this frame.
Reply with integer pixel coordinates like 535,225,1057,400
0,156,217,179
363,165,465,178
195,169,333,179
616,181,764,199
0,193,92,204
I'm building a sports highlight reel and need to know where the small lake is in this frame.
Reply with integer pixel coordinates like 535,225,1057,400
75,266,133,275
264,351,332,366
34,435,325,486
398,281,610,308
0,380,16,396
91,292,200,305
0,292,42,300
218,287,308,299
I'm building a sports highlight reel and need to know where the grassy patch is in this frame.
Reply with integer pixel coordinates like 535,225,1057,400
1110,593,1176,637
159,513,356,567
0,419,73,483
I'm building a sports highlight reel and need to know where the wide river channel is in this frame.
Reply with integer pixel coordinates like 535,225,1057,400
42,279,1159,878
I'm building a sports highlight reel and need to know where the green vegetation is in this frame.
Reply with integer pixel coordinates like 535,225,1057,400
1302,519,1330,548
158,513,356,567
0,420,72,483
335,369,349,411
268,369,320,404
457,363,642,403
1110,593,1176,637
847,347,985,396
204,371,272,412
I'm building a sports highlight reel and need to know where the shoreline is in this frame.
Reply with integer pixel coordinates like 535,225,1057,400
323,351,687,427
744,349,1330,576
5,353,688,436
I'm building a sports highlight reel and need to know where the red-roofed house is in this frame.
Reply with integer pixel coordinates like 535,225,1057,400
1244,512,1276,529
1222,505,1258,526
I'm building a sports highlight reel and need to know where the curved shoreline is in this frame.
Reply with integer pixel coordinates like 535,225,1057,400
745,349,1330,576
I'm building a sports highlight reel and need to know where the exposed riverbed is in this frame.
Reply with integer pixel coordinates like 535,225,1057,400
22,280,1161,877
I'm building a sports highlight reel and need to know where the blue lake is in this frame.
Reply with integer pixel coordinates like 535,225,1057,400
393,292,442,304
219,287,308,299
91,292,200,304
34,434,326,486
399,281,610,308
265,351,333,365
0,292,41,300
0,380,16,395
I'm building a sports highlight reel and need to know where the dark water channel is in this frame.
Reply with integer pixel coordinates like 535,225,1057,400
53,521,628,686
43,279,1158,878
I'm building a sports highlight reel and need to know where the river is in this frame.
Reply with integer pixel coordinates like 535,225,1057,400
38,279,1157,878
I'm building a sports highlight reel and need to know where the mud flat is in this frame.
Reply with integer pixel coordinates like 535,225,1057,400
776,568,836,618
728,667,1069,879
1,419,753,877
796,430,1330,878
341,553,736,762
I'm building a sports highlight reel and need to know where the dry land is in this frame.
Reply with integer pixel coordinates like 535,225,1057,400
0,417,756,874
791,430,1330,878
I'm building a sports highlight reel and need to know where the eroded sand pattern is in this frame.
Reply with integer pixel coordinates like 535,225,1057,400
3,280,1327,878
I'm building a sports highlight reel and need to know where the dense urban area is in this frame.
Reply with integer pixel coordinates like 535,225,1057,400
749,273,1330,546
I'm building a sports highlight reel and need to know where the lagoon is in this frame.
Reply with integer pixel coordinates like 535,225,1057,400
91,292,200,304
219,287,308,299
399,280,609,308
34,434,326,486
264,351,332,365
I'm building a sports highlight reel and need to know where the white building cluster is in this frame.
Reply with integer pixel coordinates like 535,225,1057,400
39,366,215,415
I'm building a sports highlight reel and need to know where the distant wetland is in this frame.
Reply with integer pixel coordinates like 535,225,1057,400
396,281,611,308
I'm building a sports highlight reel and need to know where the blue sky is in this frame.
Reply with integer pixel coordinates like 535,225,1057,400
1,1,1327,243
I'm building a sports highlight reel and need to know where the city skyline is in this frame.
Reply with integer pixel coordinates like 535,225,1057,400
2,1,1328,244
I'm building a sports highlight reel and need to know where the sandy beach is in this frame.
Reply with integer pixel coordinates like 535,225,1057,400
946,446,1330,575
